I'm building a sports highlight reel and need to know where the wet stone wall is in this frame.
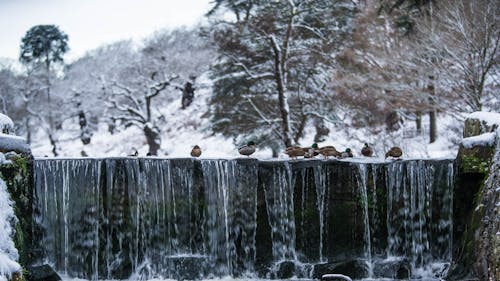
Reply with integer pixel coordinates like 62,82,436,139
33,158,454,280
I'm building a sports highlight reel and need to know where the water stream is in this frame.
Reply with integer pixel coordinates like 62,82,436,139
33,158,454,280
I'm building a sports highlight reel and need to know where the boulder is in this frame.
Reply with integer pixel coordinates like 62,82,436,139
275,260,296,279
457,112,499,174
312,260,369,280
372,258,411,279
26,265,61,281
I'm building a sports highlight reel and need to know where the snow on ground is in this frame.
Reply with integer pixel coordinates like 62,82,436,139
30,78,272,158
30,79,461,159
0,178,21,281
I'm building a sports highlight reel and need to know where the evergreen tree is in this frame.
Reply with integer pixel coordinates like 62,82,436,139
19,25,69,155
207,0,356,149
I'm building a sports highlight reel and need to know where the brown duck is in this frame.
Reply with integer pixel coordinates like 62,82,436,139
191,145,202,157
318,145,341,159
385,146,403,159
285,146,306,159
361,143,373,157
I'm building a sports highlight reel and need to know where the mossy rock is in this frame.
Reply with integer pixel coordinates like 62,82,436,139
0,155,35,268
463,117,498,138
457,145,494,174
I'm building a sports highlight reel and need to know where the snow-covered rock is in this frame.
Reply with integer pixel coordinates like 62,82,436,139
461,132,497,149
0,135,30,155
0,178,21,281
464,111,500,138
467,112,500,127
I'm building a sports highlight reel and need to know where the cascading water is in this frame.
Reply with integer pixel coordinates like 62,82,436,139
261,162,296,262
354,163,373,277
33,158,454,280
383,160,454,278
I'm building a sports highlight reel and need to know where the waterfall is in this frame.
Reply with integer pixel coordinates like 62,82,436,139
201,159,258,276
313,165,327,262
32,158,455,280
261,162,296,262
385,160,454,277
354,163,373,276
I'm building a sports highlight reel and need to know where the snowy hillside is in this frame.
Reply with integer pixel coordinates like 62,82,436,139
30,78,461,159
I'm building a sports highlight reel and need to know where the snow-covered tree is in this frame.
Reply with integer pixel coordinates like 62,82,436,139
207,0,356,149
102,29,215,155
19,25,69,155
413,0,499,113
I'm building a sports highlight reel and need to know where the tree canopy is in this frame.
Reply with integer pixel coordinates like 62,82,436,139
19,25,69,67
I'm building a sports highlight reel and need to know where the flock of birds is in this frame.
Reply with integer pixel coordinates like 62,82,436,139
189,142,404,160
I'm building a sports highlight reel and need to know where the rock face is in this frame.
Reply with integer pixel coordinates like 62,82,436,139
32,157,454,280
450,111,500,280
474,140,500,281
0,113,35,270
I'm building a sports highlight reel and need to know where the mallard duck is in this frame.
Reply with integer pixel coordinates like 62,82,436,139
285,146,306,159
191,145,202,157
361,143,373,157
385,146,403,159
341,148,354,158
239,141,256,156
303,143,320,158
318,145,341,159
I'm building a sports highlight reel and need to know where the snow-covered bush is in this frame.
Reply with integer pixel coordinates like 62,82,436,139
0,114,14,135
0,178,21,281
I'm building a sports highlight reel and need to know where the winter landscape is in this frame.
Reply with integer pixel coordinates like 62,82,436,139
0,1,499,281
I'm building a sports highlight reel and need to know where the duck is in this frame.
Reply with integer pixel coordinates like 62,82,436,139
341,148,354,158
191,145,202,157
303,143,320,158
238,141,256,157
385,146,403,159
361,143,373,157
285,146,306,159
129,150,138,157
318,145,341,159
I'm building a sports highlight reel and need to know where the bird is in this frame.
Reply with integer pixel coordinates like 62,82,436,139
385,146,403,159
318,145,341,159
129,150,138,157
285,146,306,159
191,145,202,157
361,143,373,157
303,143,320,158
341,148,354,158
238,141,257,157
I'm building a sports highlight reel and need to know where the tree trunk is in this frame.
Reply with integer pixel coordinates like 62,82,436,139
25,117,31,144
428,76,437,143
49,133,58,156
46,56,54,130
416,112,422,134
429,110,437,143
293,114,307,144
270,36,292,148
144,126,160,156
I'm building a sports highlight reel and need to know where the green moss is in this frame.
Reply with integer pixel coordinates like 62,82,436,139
460,155,490,174
0,155,34,267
